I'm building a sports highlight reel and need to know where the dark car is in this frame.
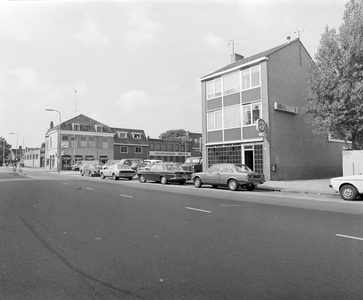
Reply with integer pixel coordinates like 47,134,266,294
192,163,265,191
181,157,203,173
100,163,136,180
81,162,104,177
119,158,145,171
137,162,192,185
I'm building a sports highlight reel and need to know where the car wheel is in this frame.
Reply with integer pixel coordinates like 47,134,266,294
139,175,146,183
246,185,255,191
81,171,84,176
228,179,239,191
194,177,202,188
128,177,133,180
179,180,185,185
340,184,358,200
160,176,167,185
100,173,105,179
112,174,118,181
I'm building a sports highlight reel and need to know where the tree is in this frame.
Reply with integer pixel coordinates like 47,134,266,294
305,0,363,149
159,129,187,139
0,137,11,165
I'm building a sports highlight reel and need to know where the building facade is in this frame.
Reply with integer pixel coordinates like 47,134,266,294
148,132,202,163
45,114,114,170
201,39,343,180
23,148,41,168
111,127,149,161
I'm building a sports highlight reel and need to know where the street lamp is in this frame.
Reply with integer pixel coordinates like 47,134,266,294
46,109,61,173
9,132,18,161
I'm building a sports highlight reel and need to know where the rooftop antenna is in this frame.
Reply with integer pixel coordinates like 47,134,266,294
228,39,238,54
74,89,77,116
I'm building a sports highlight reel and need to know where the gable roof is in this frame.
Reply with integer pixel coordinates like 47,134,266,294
111,127,148,145
201,38,308,80
46,114,114,135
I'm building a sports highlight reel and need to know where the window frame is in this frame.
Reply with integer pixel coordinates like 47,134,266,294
120,146,128,153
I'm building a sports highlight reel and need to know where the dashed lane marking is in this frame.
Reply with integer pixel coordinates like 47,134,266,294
120,194,133,198
185,207,211,213
336,234,363,241
85,187,93,190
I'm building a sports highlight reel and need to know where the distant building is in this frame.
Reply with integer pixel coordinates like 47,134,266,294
44,114,114,170
148,131,202,163
200,39,343,180
111,127,149,161
23,148,41,168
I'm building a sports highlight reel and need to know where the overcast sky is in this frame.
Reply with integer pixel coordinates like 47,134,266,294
0,0,347,149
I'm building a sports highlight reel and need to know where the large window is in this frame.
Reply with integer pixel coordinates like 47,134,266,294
120,146,128,153
223,71,240,95
88,136,95,148
81,136,87,148
102,137,109,149
207,110,222,130
206,77,222,100
243,102,261,126
224,105,241,129
135,147,142,154
241,66,260,90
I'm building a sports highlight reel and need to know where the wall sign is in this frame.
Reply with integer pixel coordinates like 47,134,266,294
256,119,266,133
274,102,298,114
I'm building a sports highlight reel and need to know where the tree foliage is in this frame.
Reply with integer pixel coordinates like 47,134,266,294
159,129,187,139
305,0,363,149
0,137,11,163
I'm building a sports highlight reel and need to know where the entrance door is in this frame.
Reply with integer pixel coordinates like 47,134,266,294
244,150,254,171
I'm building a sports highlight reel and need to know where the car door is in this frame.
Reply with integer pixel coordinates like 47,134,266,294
219,164,234,185
146,164,158,181
104,165,113,177
205,164,222,185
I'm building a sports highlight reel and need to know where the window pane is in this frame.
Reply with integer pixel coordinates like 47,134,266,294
243,105,251,125
252,103,261,123
224,106,241,129
81,136,87,148
207,112,214,130
241,69,250,90
251,66,260,87
223,71,240,95
207,81,214,99
215,78,222,97
215,111,222,129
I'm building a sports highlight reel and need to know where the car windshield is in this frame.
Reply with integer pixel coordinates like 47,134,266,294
235,164,253,172
116,164,131,170
165,164,183,171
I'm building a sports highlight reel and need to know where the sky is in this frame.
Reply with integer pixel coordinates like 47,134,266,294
0,0,348,149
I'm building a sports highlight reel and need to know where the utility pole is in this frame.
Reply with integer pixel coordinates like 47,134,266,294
74,89,77,116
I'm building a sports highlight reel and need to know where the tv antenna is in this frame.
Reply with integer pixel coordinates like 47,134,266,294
286,24,306,41
228,39,239,54
74,89,77,116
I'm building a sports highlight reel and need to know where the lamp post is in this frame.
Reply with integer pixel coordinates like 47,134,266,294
9,132,18,161
46,109,61,173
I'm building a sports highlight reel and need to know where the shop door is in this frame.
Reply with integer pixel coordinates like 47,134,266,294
244,150,254,171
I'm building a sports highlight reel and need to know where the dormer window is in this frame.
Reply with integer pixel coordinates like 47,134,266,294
132,133,141,139
117,132,127,138
95,125,103,132
72,123,80,131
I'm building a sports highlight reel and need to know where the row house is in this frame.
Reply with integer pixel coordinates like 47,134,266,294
45,114,114,170
200,38,343,180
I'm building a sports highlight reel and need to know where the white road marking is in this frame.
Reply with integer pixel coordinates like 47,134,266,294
63,183,69,185
85,187,93,190
120,194,133,198
220,204,241,207
336,234,363,241
185,207,211,213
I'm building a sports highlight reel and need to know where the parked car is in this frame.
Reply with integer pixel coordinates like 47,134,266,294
81,162,104,177
100,163,136,180
143,159,163,170
137,162,192,185
102,160,119,169
181,157,203,173
330,174,363,200
192,163,265,191
72,161,84,171
119,158,145,171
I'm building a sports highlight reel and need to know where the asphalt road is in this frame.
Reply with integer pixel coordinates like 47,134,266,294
1,169,363,299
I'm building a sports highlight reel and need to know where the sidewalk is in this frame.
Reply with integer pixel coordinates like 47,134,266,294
257,179,338,197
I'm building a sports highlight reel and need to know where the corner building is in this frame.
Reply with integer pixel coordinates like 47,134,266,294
201,39,343,181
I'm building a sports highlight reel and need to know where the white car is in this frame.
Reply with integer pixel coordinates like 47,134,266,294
330,174,363,200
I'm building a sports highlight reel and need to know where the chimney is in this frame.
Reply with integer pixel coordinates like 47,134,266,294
287,36,291,43
50,121,54,129
231,53,244,63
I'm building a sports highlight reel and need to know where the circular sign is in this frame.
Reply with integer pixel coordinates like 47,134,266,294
256,119,266,133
